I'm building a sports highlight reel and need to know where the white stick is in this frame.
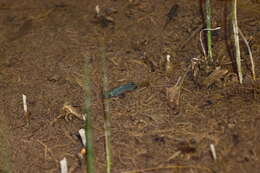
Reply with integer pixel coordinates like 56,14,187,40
60,157,68,173
199,27,221,58
22,94,27,113
79,129,86,146
166,54,171,62
95,5,100,17
210,144,217,161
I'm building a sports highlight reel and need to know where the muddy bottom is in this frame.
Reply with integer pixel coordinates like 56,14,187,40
0,0,260,173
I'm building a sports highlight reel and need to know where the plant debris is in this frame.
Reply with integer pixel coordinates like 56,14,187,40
93,5,115,28
62,103,86,121
163,4,179,29
202,67,229,88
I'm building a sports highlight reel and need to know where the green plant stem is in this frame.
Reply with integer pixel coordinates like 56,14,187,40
100,38,112,173
232,0,243,84
205,0,213,63
0,123,12,173
84,54,95,173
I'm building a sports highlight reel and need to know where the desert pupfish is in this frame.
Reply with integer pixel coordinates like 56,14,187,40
104,82,138,98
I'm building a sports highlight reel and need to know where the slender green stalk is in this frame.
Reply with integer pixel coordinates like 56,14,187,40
100,38,112,173
84,54,95,173
205,0,213,63
0,124,12,173
232,0,243,84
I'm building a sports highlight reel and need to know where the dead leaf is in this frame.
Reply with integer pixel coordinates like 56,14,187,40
166,85,181,107
166,77,182,109
202,68,228,88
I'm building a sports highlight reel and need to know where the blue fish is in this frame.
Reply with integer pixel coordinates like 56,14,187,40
104,82,137,98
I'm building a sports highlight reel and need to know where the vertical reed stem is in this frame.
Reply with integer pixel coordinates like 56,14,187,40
100,38,112,173
205,0,213,63
232,0,243,83
84,54,95,173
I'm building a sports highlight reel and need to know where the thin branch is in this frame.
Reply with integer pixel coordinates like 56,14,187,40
238,27,256,81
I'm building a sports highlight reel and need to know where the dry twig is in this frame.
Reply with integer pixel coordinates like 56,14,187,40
122,165,213,173
37,140,58,163
238,27,256,81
